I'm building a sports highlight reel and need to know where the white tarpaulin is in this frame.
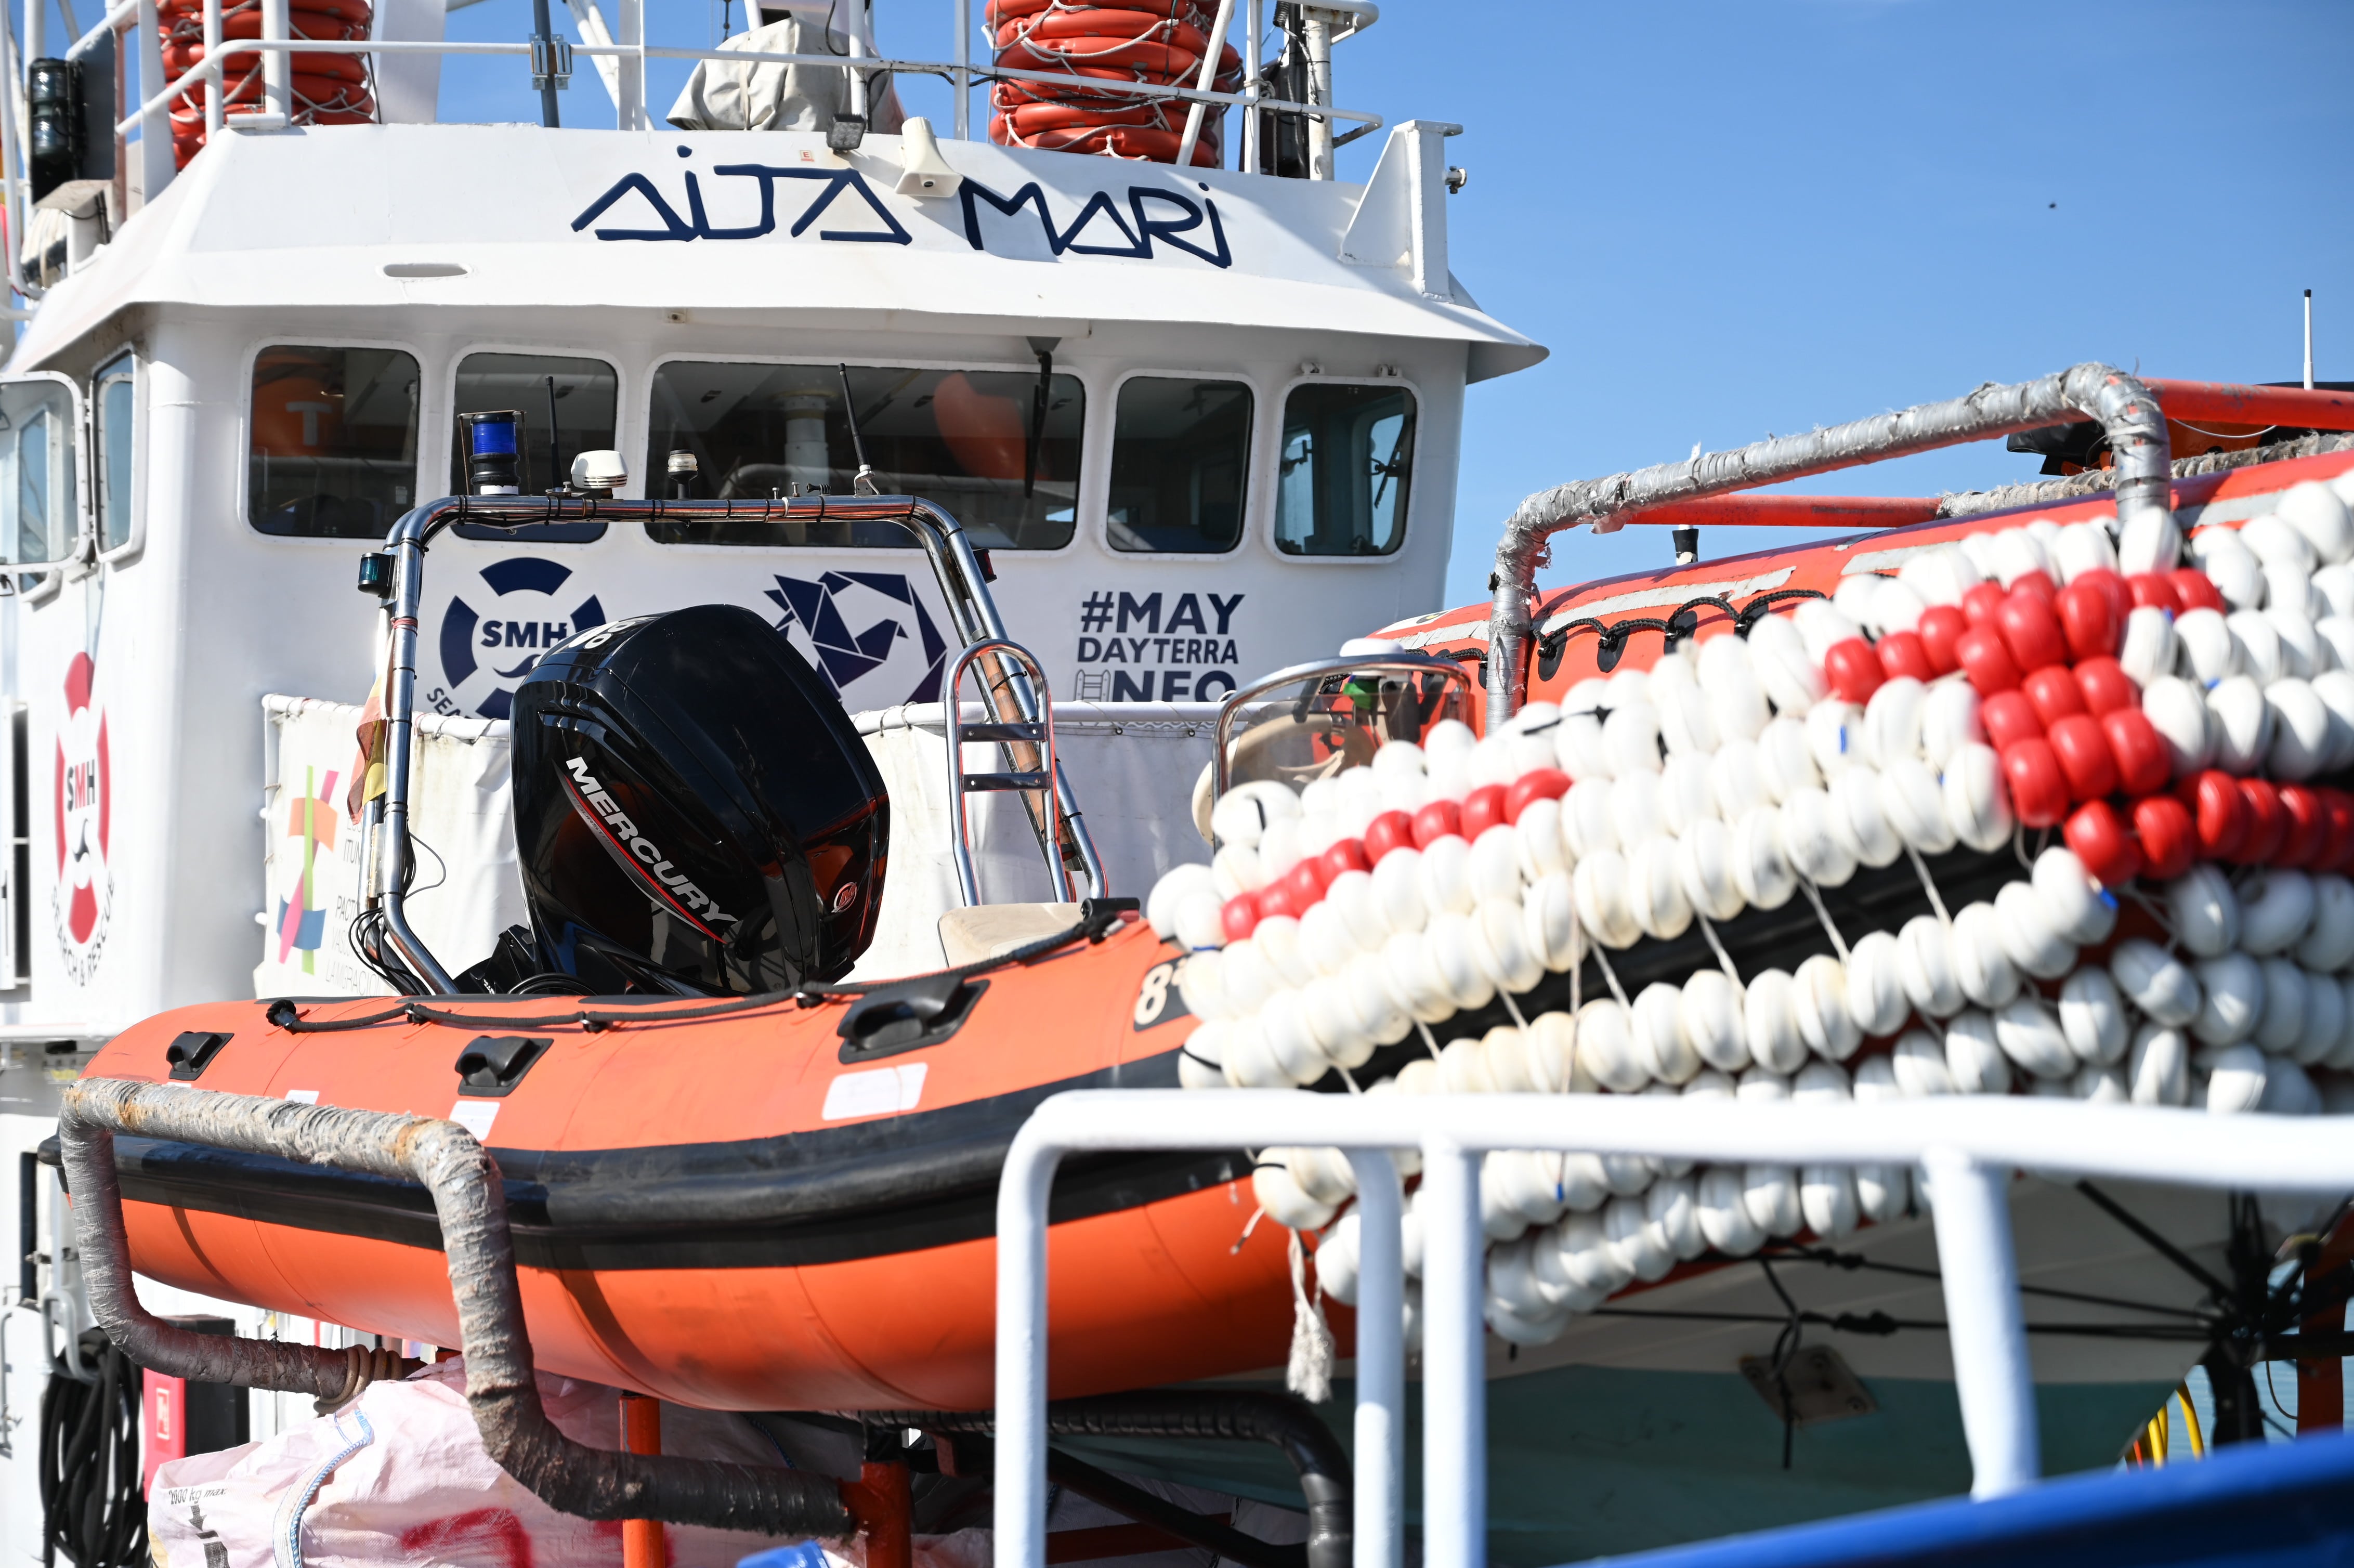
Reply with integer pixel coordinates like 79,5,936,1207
254,697,527,998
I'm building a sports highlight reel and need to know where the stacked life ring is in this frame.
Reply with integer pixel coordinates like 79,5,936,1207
989,0,1241,167
160,0,376,168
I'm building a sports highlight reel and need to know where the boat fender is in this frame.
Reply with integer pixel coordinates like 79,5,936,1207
2190,952,2265,1047
1758,713,1822,802
1626,837,1694,943
1694,1166,1766,1257
1918,677,1985,770
1553,688,1614,780
1333,767,1388,838
2282,480,2354,563
1300,975,1374,1069
2142,676,2214,777
1890,1026,1957,1097
1489,1150,1568,1233
1900,543,1980,607
1646,1173,1707,1262
1372,736,1428,783
1370,847,1429,935
1523,873,1580,972
1793,599,1864,664
2173,610,2238,692
2242,512,2319,576
2240,869,2318,955
2167,864,2243,957
1631,983,1695,1087
1179,1021,1228,1089
1513,798,1571,883
1675,819,1746,923
1990,526,2052,589
1528,1232,1605,1316
1574,851,1642,950
1253,1156,1338,1231
1709,737,1773,820
2323,590,2354,645
1562,777,1617,860
2296,874,2354,969
1942,742,2016,853
1558,1150,1612,1214
1804,698,1865,780
1878,755,1955,855
1800,1164,1862,1242
1468,825,1523,906
1601,700,1665,779
1898,913,1968,1020
2294,967,2345,1066
1324,869,1389,951
1951,901,2023,1010
1698,633,1773,742
1222,1014,1288,1089
1520,1011,1579,1093
1604,1193,1675,1283
1943,1010,2014,1095
1468,734,1523,792
1679,970,1749,1073
1841,930,1910,1037
1849,1055,1911,1220
1659,753,1717,837
1343,952,1414,1048
2116,606,2177,691
2253,958,2310,1054
2108,939,2201,1027
1994,880,2077,979
2268,679,2334,779
1743,971,1809,1075
1742,1165,1804,1240
1731,805,1799,912
1298,900,1361,977
2055,520,2120,583
1992,994,2075,1081
2191,527,2265,609
1871,576,1930,637
1792,953,1861,1063
1259,991,1331,1085
1379,930,1456,1024
2057,967,2130,1065
2117,506,2184,578
1862,677,1926,768
1651,653,1717,757
2070,1062,2126,1101
2227,611,2286,686
2311,671,2354,767
1608,774,1668,851
1316,1212,1362,1306
1485,1252,1560,1343
1831,764,1903,869
1418,834,1477,918
1474,898,1544,993
2330,976,2354,1069
1291,1146,1357,1206
1574,999,1645,1093
1476,1025,1536,1092
1150,862,1219,936
2260,1057,2322,1115
1424,911,1498,1013
1174,891,1229,951
2204,1042,2270,1113
2268,608,2330,681
1258,916,1323,988
1747,613,1829,716
1211,844,1266,902
1549,1209,1634,1297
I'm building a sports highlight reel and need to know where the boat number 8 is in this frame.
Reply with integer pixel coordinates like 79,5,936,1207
1132,959,1194,1031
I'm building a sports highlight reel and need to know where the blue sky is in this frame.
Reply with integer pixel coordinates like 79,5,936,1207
247,1,2354,612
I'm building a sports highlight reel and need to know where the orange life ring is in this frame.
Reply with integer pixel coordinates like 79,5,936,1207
165,0,373,167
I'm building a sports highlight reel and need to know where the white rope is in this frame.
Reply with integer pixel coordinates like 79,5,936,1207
1797,878,1852,962
1696,913,1743,984
1286,1229,1336,1404
1905,844,1953,927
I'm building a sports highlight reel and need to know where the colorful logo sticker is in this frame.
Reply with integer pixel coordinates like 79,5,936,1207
53,652,111,983
274,765,342,974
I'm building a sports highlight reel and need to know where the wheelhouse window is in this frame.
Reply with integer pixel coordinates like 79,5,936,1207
1275,383,1415,557
1107,377,1252,554
1,377,77,565
452,353,621,541
248,346,421,539
645,361,1082,550
94,351,134,554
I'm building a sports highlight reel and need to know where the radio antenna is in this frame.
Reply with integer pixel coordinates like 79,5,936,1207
544,375,564,493
838,363,878,495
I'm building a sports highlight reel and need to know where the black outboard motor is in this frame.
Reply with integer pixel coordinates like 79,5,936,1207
507,605,889,995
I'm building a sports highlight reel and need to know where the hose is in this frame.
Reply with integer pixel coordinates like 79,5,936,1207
37,1330,147,1568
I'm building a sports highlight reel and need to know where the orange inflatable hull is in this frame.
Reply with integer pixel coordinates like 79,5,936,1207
81,919,1307,1410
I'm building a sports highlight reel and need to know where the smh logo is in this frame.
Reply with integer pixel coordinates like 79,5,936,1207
439,558,607,720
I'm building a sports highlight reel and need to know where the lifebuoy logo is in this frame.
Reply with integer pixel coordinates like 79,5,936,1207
560,756,736,938
53,652,112,983
434,557,608,721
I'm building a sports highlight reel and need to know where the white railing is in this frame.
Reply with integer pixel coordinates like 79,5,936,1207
92,0,1381,210
993,1093,2354,1568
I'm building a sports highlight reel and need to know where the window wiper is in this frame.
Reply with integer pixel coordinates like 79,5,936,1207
1025,336,1058,498
836,362,880,496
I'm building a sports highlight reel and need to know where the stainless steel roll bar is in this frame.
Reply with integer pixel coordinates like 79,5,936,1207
371,493,1101,993
1484,363,2175,727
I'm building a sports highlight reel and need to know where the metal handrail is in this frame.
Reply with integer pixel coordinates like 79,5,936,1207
940,635,1081,907
1209,652,1476,806
60,1077,855,1534
1483,363,2175,728
369,492,1071,992
993,1091,2354,1568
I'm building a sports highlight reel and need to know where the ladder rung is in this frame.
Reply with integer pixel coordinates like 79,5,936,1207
963,771,1051,792
960,722,1045,743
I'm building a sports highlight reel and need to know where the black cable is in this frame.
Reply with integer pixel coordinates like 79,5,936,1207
38,1334,146,1568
